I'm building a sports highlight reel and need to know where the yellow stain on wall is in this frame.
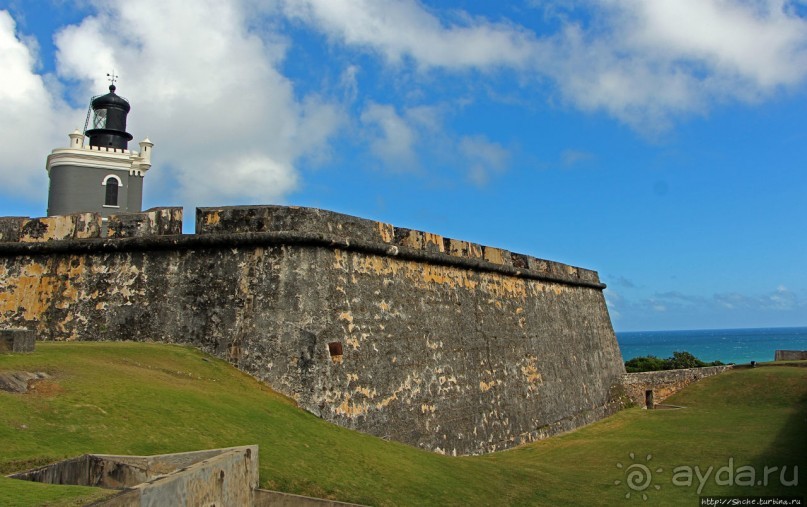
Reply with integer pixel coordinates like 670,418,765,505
332,249,347,270
483,247,506,265
338,311,357,335
352,255,400,277
20,217,73,243
0,262,59,321
204,211,221,226
479,380,497,393
422,233,445,252
377,222,394,243
331,249,556,300
425,337,442,350
399,230,423,250
480,276,527,300
374,374,422,409
419,265,479,290
521,355,543,385
354,385,376,398
334,396,369,417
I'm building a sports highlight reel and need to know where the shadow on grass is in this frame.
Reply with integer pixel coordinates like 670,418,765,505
746,389,807,496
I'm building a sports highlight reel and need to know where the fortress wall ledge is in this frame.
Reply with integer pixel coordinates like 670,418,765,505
0,208,182,243
106,207,183,238
20,213,101,242
0,205,624,455
194,206,603,288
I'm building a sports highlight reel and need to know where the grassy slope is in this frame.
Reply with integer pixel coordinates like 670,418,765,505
0,343,804,506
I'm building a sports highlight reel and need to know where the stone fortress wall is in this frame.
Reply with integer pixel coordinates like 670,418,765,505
0,205,625,455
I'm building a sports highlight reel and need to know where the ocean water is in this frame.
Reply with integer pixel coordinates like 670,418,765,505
616,327,807,365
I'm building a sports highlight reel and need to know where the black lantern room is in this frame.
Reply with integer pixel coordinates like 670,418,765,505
84,84,134,150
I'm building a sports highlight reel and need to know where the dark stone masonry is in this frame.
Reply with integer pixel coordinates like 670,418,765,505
0,328,35,353
0,205,625,455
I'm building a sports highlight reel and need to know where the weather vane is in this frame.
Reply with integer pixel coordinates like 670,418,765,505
107,70,118,86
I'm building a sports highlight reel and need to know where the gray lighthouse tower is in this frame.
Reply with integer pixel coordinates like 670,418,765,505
46,84,153,218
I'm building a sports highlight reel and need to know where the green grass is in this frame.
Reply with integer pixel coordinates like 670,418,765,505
1,343,805,506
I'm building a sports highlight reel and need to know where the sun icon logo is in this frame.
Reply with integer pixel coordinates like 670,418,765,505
614,453,663,500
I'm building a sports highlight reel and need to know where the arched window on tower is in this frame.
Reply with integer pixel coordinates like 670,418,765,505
103,175,121,207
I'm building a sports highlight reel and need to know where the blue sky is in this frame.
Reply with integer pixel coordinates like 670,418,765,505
1,0,806,332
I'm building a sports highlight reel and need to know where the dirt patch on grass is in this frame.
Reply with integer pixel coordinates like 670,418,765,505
29,380,64,397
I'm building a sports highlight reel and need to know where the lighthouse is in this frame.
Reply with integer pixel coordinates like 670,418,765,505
46,83,153,218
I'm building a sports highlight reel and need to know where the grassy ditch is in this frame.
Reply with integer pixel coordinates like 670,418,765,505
1,343,804,506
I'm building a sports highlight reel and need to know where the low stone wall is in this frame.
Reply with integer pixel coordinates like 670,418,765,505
621,365,733,408
9,446,259,507
775,350,807,361
0,328,35,353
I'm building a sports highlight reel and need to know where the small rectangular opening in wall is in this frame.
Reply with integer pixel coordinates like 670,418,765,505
645,389,654,409
328,342,343,358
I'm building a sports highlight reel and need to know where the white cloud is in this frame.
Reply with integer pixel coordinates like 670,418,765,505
625,285,806,319
47,0,341,208
360,102,420,172
534,1,807,128
764,285,799,310
561,149,594,167
339,64,360,103
0,10,78,200
620,0,807,89
358,102,511,184
282,0,536,70
459,135,509,187
287,0,807,130
604,289,623,320
200,154,297,205
5,1,807,210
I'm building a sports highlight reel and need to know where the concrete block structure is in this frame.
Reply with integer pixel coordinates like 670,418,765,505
0,328,35,353
9,446,259,507
774,350,807,361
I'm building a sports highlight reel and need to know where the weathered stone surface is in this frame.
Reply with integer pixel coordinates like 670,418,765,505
774,350,807,361
621,365,733,407
197,205,396,245
0,328,35,353
106,207,183,238
18,213,101,243
0,371,49,393
0,217,25,242
0,205,623,455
